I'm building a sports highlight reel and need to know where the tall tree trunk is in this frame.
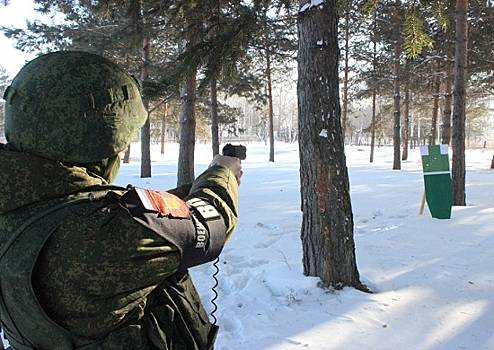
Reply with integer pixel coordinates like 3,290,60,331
370,14,377,163
392,3,402,170
430,70,441,145
466,121,470,148
417,117,420,146
298,0,364,291
123,52,132,164
491,154,494,169
402,77,410,160
160,103,167,154
266,50,275,162
452,0,468,206
140,35,151,178
370,87,376,163
177,10,200,187
210,77,220,156
177,68,197,186
123,145,131,163
441,34,454,145
342,9,350,143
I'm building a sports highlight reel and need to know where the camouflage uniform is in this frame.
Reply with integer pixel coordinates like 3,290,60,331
0,52,238,350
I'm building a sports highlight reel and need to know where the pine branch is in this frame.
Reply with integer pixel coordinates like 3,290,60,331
403,7,434,58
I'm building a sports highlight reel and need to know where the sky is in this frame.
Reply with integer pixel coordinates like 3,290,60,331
0,0,42,77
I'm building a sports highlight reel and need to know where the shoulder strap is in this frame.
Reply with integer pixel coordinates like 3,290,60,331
0,197,89,261
0,195,103,350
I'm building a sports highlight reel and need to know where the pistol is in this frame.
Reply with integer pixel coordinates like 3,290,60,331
222,144,247,160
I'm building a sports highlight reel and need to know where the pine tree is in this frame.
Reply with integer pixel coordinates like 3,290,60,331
452,0,468,205
338,0,364,142
298,0,366,291
402,70,410,160
391,0,403,170
255,3,296,162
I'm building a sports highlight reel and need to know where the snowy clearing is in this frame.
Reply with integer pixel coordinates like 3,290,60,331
116,142,494,350
5,142,491,350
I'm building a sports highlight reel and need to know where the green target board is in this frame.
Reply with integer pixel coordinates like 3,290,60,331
420,144,453,219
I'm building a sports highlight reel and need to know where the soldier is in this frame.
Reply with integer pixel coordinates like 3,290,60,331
0,51,241,349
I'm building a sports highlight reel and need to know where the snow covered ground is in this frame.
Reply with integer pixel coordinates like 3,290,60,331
115,141,494,350
4,142,491,349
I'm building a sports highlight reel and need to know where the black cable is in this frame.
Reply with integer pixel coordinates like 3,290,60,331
210,144,245,325
210,257,220,325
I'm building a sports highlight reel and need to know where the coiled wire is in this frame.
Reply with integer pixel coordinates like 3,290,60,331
210,257,220,325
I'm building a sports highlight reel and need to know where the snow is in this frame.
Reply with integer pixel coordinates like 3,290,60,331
113,142,494,350
299,0,325,14
5,142,494,349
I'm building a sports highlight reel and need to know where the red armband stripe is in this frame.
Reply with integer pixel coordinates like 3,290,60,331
135,188,190,219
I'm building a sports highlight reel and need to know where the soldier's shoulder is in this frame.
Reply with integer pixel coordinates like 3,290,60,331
117,187,190,220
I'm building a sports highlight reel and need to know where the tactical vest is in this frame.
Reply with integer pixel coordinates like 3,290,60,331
0,191,218,350
0,193,103,350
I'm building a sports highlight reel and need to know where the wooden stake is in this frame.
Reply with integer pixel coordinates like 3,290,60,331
419,191,426,215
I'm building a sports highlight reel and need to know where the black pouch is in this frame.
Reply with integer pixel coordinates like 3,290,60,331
99,324,149,350
143,271,218,350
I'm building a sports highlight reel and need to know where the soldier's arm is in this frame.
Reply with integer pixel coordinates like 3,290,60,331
185,164,239,238
118,164,238,270
166,183,193,199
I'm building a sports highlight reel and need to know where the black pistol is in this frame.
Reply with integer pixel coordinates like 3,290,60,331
222,144,247,160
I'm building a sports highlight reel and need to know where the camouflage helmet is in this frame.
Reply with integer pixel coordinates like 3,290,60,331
3,51,147,163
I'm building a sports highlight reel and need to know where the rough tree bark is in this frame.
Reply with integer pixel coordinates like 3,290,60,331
370,87,377,163
209,4,220,158
266,49,275,162
392,0,402,170
140,35,151,178
177,8,201,187
177,67,197,186
441,33,454,145
370,13,377,163
452,0,468,205
298,0,365,291
430,69,441,145
123,145,131,163
210,77,220,156
342,9,350,142
123,44,132,164
402,77,410,160
160,103,167,155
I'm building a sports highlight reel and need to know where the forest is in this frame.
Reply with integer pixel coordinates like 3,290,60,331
0,0,493,296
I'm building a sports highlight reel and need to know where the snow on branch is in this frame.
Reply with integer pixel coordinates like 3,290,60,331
299,0,325,14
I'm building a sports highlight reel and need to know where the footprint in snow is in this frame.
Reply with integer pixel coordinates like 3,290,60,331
219,273,251,294
232,274,250,290
218,314,244,339
254,237,279,249
255,222,279,230
389,214,408,219
370,224,400,232
372,209,384,218
222,254,269,269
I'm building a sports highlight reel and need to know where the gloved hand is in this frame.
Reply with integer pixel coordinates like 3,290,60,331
209,155,243,185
